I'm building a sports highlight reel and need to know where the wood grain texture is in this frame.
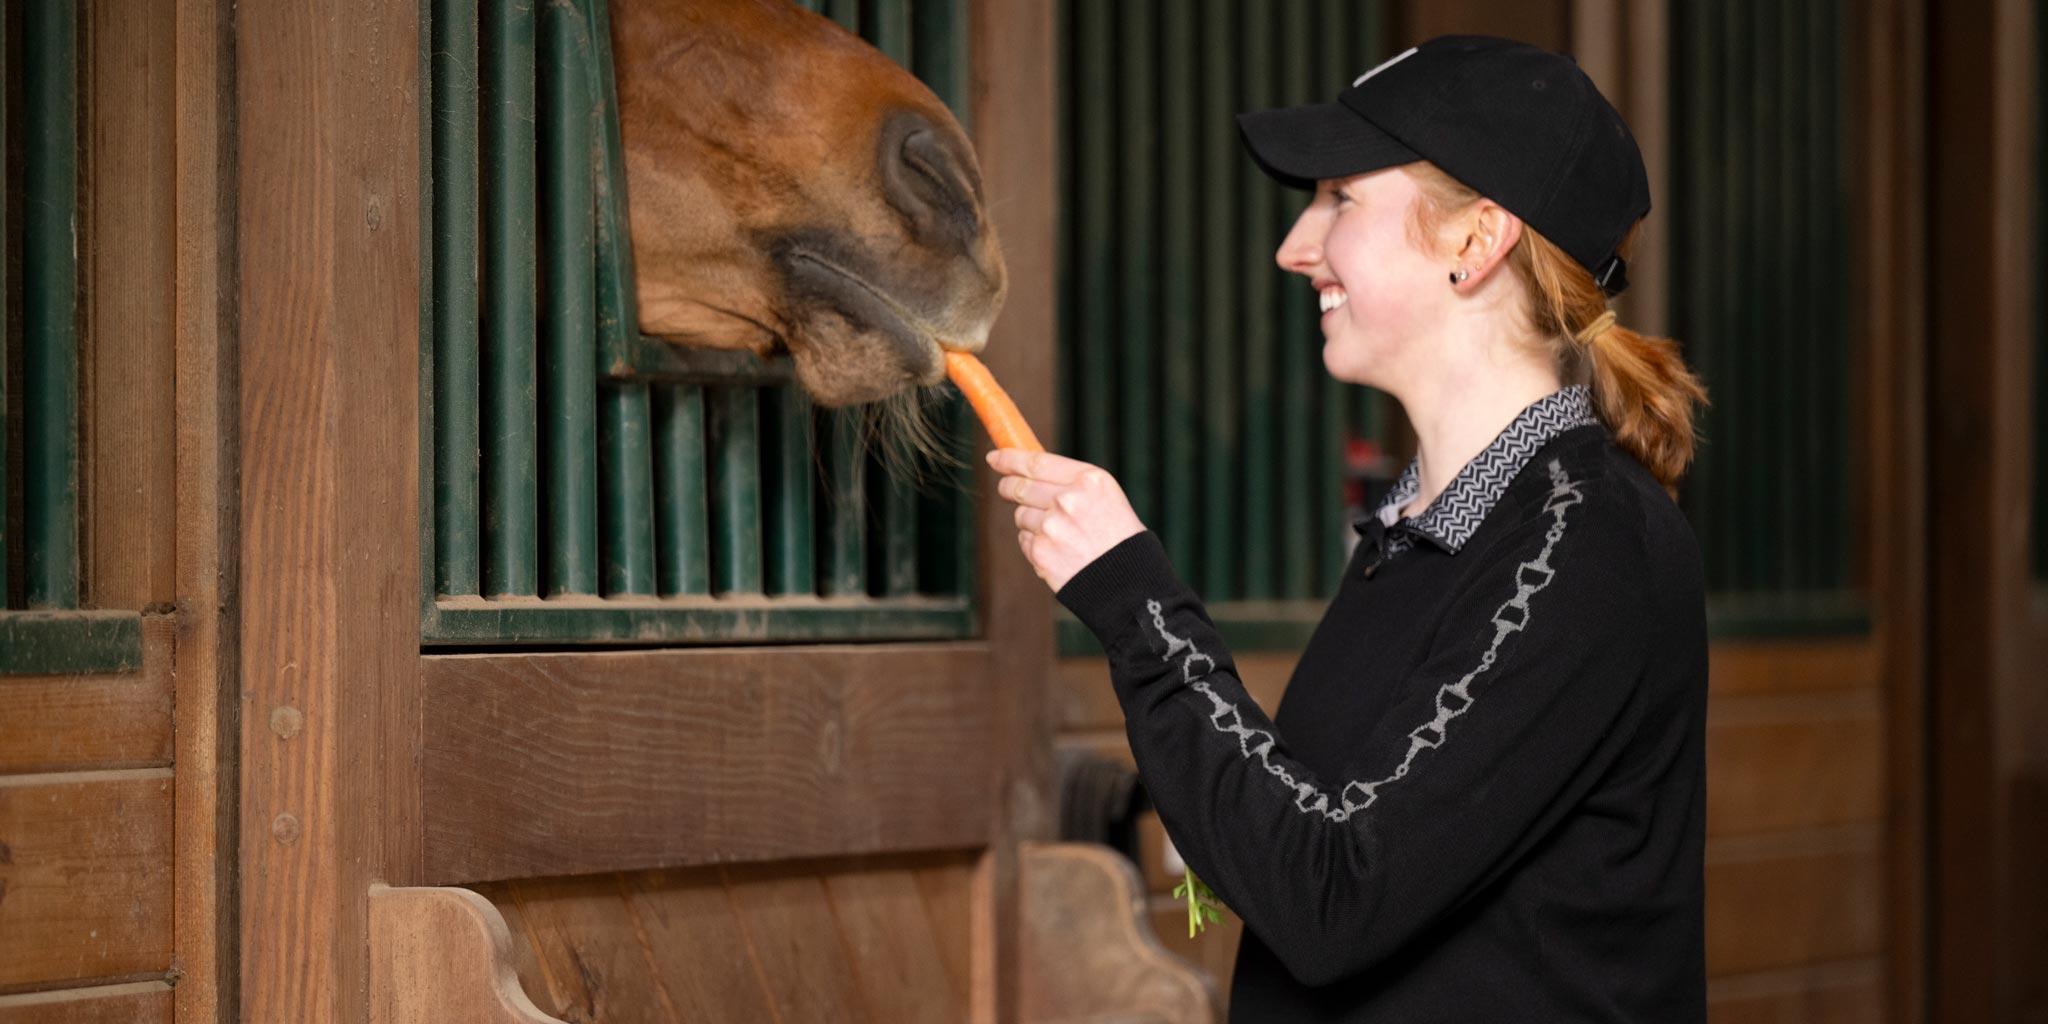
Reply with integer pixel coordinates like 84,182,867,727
172,0,232,1019
1926,0,2040,1019
81,0,179,612
485,854,978,1024
971,0,1062,1016
236,0,421,1018
368,885,562,1024
0,769,173,989
1706,639,1878,696
1017,842,1217,1024
1705,691,1883,837
420,645,993,884
0,620,171,773
1706,960,1884,1024
0,982,174,1023
1704,828,1885,978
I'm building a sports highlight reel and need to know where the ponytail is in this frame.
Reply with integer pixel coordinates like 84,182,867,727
1407,162,1708,497
1516,224,1707,497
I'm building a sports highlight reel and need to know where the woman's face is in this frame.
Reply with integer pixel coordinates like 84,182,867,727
1275,166,1450,390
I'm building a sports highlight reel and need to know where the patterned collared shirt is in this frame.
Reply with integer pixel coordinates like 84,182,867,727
1361,385,1603,562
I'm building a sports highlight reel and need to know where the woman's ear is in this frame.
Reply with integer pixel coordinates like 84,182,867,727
1450,202,1523,290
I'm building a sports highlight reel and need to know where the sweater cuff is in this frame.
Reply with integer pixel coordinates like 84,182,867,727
1055,530,1185,646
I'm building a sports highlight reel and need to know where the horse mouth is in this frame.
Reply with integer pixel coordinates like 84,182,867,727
779,248,947,386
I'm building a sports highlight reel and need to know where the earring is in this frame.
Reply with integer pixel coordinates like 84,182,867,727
1450,268,1470,284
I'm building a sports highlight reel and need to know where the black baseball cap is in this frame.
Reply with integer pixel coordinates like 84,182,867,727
1237,35,1650,296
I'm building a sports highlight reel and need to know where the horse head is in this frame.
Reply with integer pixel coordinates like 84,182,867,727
614,0,1006,408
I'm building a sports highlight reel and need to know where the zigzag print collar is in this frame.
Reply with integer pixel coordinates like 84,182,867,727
1365,385,1601,556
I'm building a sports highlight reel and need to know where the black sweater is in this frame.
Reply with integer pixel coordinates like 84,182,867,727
1057,397,1707,1022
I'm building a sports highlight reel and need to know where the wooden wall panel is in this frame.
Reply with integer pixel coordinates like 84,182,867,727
81,0,179,612
0,769,173,988
0,624,171,773
0,982,174,1024
421,645,994,884
484,854,978,1024
1705,830,1885,977
1706,961,1884,1024
1705,692,1883,837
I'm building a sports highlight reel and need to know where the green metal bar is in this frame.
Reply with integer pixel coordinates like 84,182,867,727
588,0,643,378
762,385,816,595
484,0,540,596
1822,0,1851,590
1237,0,1276,600
1117,0,1158,529
1795,0,1822,592
600,383,657,595
1199,0,1240,598
1276,1,1314,600
543,0,599,595
870,455,919,597
23,0,78,610
870,0,910,62
433,0,482,598
653,384,712,596
911,0,970,125
0,612,144,676
916,398,971,598
1159,1,1198,579
820,410,867,596
1075,0,1115,471
827,0,859,33
424,598,975,647
707,386,763,594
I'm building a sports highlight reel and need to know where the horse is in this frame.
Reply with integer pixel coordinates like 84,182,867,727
612,0,1007,409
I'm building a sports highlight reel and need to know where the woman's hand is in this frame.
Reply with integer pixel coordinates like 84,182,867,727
986,449,1147,593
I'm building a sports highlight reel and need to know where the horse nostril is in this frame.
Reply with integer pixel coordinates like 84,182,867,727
882,119,980,243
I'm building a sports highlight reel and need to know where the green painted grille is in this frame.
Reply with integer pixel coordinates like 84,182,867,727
1670,0,1860,621
422,0,978,645
0,1,143,674
1055,0,1394,654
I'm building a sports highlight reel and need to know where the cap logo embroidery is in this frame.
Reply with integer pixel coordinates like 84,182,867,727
1353,46,1419,87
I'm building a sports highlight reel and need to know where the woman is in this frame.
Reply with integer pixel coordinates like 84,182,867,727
989,36,1711,1022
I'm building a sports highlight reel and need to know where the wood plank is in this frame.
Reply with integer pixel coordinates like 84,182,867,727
913,857,979,1006
236,0,422,1017
1145,898,1240,1013
1704,828,1884,977
367,885,561,1024
0,981,174,1023
822,866,965,1024
971,0,1062,1017
0,621,171,773
420,645,994,884
1853,0,1929,1018
1018,842,1216,1024
1705,691,1883,836
1706,960,1883,1024
81,0,179,613
1706,638,1878,696
0,770,173,988
484,874,669,1024
171,0,232,1019
721,860,869,1024
614,866,782,1023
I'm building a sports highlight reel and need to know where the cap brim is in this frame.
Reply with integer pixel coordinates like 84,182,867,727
1236,102,1422,191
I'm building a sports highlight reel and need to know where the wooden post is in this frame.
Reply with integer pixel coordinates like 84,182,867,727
236,0,422,1019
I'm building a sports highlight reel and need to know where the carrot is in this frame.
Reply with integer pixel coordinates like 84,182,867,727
945,350,1044,453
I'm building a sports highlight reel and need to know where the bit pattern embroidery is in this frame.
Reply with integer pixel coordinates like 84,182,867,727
1149,458,1588,823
